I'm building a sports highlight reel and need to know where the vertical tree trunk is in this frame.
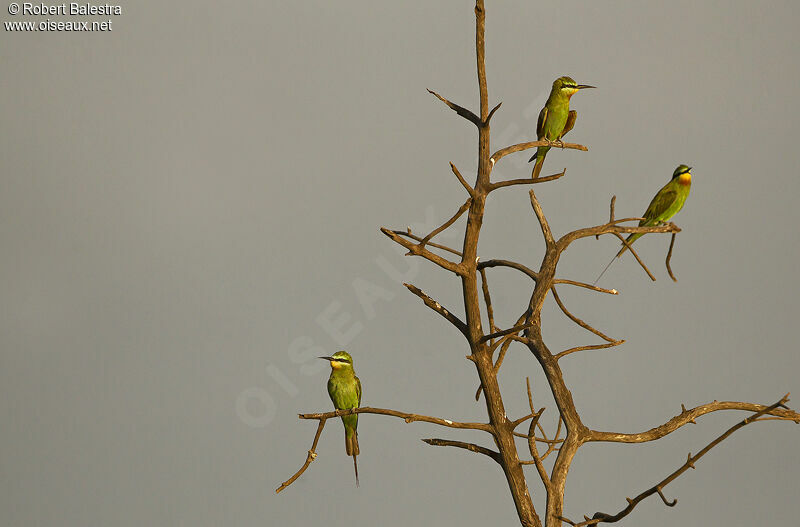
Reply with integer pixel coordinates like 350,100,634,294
459,3,541,526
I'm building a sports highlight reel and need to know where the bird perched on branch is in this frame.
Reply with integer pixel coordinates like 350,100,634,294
528,76,595,178
320,351,362,486
595,164,693,284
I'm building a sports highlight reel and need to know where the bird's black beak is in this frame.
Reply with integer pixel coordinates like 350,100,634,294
577,84,596,89
688,167,693,171
318,356,335,361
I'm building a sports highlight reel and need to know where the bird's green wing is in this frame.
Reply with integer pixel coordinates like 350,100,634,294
355,376,362,407
641,188,678,224
327,377,335,404
560,110,577,138
536,106,548,139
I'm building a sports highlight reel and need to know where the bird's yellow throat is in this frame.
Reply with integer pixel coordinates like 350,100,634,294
678,172,691,186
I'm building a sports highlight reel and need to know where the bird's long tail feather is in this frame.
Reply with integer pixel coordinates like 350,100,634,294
593,253,618,286
532,155,545,179
346,431,360,487
352,454,359,487
594,233,640,285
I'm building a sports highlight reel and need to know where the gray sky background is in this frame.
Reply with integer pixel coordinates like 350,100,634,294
2,1,799,526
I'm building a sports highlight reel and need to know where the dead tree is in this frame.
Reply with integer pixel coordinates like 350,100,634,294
277,2,799,526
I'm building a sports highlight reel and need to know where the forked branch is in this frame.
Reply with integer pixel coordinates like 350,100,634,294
530,189,555,246
300,407,493,430
380,227,465,276
587,398,800,443
428,89,481,126
278,406,495,493
611,232,655,281
558,220,681,252
551,286,618,342
419,198,472,248
393,228,463,257
275,419,326,494
561,396,795,526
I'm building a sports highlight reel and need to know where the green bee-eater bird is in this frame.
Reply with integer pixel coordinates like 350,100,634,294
528,76,595,178
595,164,693,284
320,351,362,486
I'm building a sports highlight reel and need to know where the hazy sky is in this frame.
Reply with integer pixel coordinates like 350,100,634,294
2,2,799,526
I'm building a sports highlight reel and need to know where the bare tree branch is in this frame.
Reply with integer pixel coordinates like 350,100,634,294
564,396,795,526
587,398,800,443
275,419,326,494
420,198,472,248
476,316,529,401
278,404,495,493
489,169,567,191
557,221,681,252
541,417,563,461
552,279,617,295
611,232,655,281
380,227,466,276
515,433,564,445
530,189,555,246
478,259,539,281
608,195,616,222
393,229,463,257
521,378,552,490
403,282,469,337
479,267,497,341
550,286,618,342
422,438,501,462
486,101,503,124
478,260,616,297
666,232,678,281
490,141,587,165
450,162,475,197
427,88,480,126
480,321,537,344
489,332,529,357
299,406,494,431
554,340,625,361
476,315,528,400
